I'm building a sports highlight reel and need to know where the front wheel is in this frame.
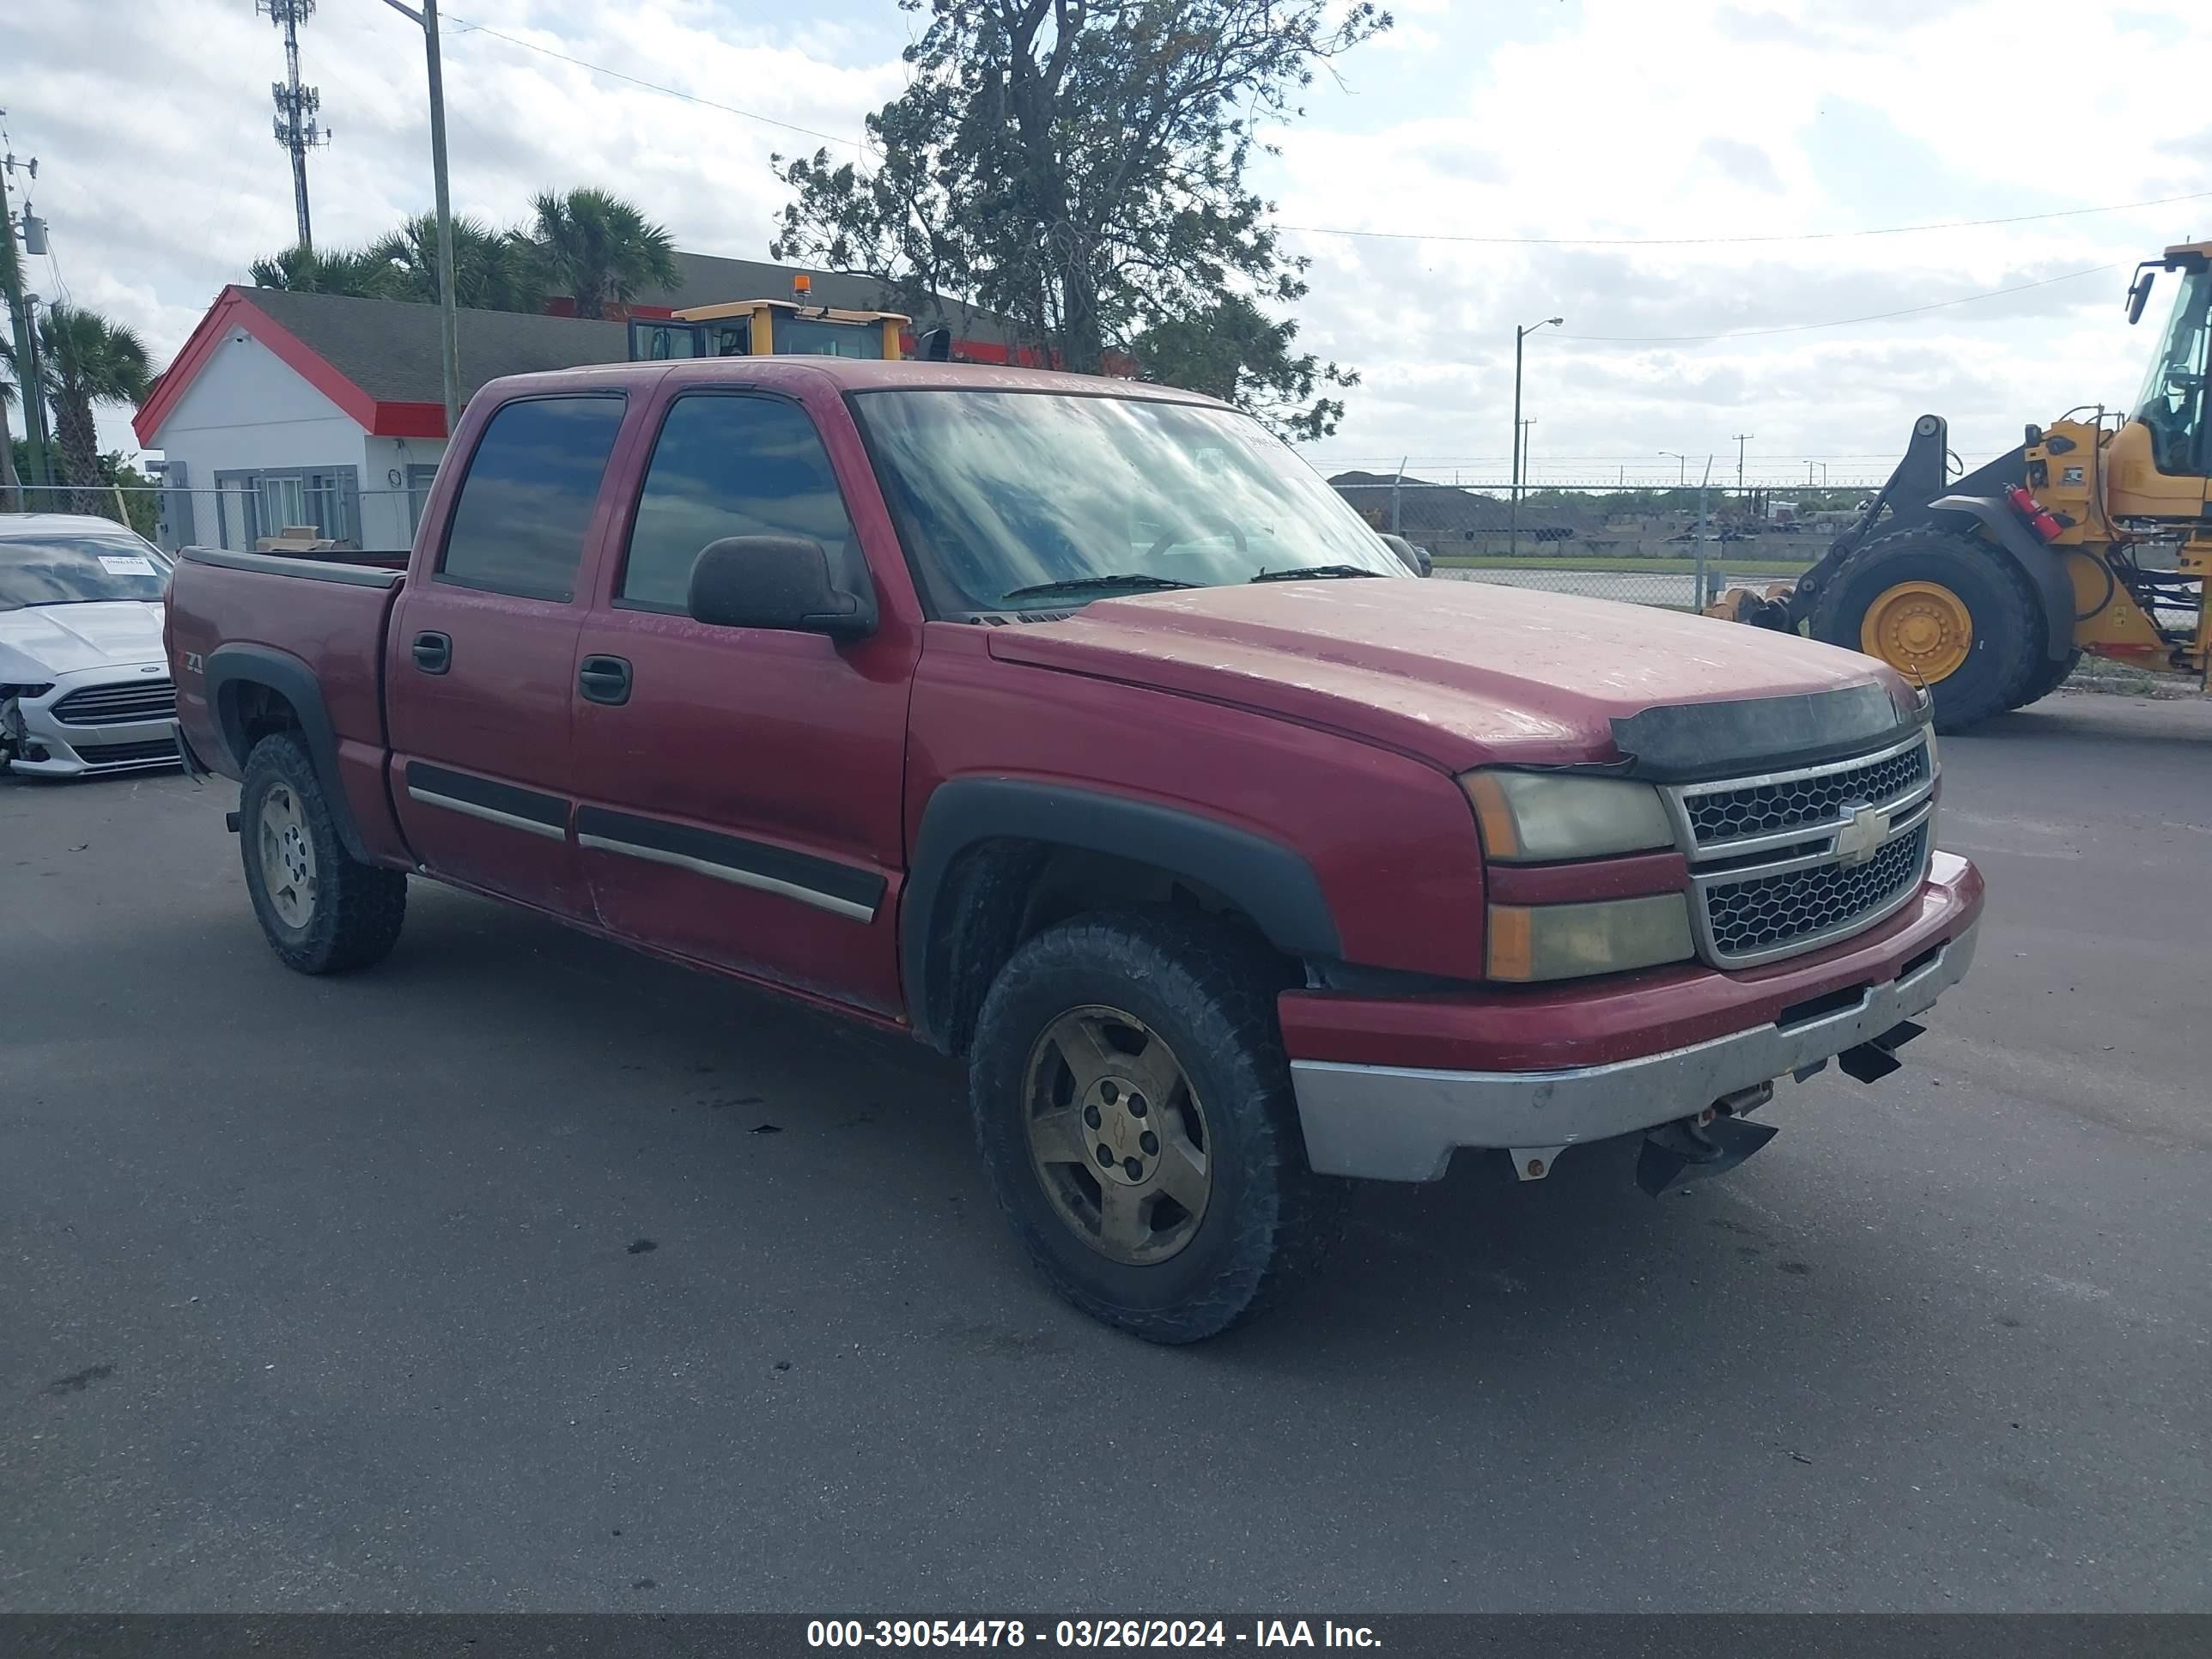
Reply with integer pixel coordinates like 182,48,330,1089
2014,647,2083,710
968,910,1335,1343
240,732,408,974
1808,527,2042,731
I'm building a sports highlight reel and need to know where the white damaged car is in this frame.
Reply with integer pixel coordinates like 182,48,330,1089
1,514,179,778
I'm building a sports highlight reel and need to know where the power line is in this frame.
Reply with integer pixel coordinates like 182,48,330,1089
444,13,868,151
1277,190,2212,249
1555,264,2118,343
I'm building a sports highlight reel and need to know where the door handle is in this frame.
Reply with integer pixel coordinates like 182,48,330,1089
411,631,451,674
578,653,632,706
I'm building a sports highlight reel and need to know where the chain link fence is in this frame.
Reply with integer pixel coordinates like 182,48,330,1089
3,483,430,556
1333,474,1887,609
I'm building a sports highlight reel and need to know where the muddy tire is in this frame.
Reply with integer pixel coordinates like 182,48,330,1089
968,908,1338,1344
1809,527,2042,732
240,732,407,974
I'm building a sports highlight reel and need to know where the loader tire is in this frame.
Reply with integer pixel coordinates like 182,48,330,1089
1809,527,2042,732
2014,647,2083,710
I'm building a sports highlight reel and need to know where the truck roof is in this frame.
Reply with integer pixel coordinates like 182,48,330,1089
477,356,1228,406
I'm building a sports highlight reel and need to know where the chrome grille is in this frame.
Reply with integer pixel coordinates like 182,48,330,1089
52,679,177,726
1665,729,1937,969
1704,824,1929,962
1680,737,1929,853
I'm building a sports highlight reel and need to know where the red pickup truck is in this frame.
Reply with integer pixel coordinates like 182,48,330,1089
166,359,1983,1342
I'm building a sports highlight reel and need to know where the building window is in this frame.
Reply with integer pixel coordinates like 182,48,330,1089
210,466,362,550
405,464,441,536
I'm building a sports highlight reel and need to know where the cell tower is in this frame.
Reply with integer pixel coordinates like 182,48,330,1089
259,0,331,251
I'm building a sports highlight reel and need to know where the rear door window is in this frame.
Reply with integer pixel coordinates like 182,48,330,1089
438,396,626,602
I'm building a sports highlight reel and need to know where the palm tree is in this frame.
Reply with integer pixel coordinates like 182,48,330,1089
368,214,544,313
36,305,152,514
1,364,21,513
1,231,22,511
1,335,20,513
247,243,398,299
529,187,679,319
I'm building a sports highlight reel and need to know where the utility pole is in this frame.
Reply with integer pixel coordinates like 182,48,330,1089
1,133,54,493
1388,454,1405,535
1732,432,1753,502
1660,450,1689,489
260,1,331,252
381,0,462,435
1510,316,1561,558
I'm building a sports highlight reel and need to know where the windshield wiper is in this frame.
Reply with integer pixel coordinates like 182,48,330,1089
1248,564,1390,583
999,573,1200,603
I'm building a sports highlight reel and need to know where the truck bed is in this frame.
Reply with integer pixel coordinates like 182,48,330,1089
166,544,410,862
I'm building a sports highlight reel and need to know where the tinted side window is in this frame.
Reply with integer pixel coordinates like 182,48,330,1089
620,395,858,611
439,396,626,601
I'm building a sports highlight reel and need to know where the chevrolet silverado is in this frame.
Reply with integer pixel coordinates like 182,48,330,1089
164,359,1984,1342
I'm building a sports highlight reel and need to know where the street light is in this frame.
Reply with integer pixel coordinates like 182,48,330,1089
380,0,460,438
1510,316,1562,556
1659,450,1690,487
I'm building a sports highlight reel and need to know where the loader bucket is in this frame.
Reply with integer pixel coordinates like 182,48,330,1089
1705,583,1798,630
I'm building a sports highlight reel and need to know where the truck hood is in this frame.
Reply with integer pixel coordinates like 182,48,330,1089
0,601,167,680
985,579,1895,771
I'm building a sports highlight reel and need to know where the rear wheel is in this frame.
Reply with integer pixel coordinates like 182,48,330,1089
968,909,1335,1343
1810,527,2041,731
240,732,408,974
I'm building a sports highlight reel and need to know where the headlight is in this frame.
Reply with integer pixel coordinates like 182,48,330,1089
1486,894,1696,981
1461,769,1675,862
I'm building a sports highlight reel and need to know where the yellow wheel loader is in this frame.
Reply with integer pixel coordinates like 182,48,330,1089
1716,242,2210,731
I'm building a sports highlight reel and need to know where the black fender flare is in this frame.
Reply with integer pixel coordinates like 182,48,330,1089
1928,495,2075,662
900,777,1343,1048
203,643,374,862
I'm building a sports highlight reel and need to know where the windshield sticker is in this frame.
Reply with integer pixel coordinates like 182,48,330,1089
98,555,158,577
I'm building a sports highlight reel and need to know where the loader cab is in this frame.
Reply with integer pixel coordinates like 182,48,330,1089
2122,244,2211,480
628,276,915,365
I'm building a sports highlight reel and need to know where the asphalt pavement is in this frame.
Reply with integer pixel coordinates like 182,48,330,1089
3,692,2208,1613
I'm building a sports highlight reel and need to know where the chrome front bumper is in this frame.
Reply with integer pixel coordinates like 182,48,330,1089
1289,921,1979,1182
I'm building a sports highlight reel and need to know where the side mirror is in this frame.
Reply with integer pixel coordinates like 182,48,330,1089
2125,270,2154,325
686,536,875,639
917,325,953,362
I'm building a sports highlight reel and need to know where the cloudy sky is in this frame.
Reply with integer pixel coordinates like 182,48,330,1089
4,0,2207,485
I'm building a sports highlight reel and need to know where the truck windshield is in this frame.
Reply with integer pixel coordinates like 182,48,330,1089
2132,266,2209,474
852,389,1406,615
0,532,171,611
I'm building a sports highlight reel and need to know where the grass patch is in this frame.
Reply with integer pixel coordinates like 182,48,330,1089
1432,554,1815,574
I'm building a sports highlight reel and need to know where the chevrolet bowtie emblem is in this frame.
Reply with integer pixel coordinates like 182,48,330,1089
1834,802,1890,866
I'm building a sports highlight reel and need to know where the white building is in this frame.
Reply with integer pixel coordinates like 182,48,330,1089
133,258,1029,555
132,286,624,553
